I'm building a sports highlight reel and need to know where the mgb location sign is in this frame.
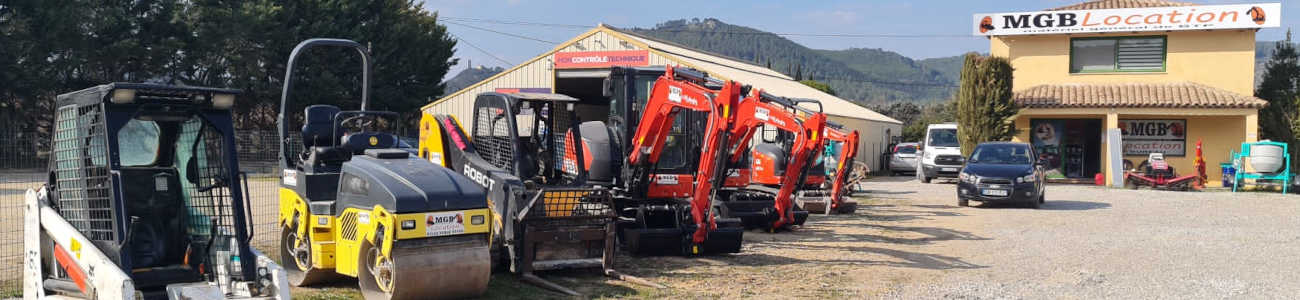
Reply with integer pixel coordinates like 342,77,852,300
554,50,649,69
974,3,1280,36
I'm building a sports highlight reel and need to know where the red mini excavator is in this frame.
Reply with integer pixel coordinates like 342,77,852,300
715,91,827,230
807,125,860,214
565,66,745,255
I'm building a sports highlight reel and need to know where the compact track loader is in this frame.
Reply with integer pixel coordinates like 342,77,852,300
24,83,290,299
419,92,660,295
276,39,491,300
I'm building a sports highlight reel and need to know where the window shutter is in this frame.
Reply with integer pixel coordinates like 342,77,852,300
1116,38,1164,71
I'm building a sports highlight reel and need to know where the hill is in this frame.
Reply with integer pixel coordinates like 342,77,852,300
442,66,504,96
630,18,957,104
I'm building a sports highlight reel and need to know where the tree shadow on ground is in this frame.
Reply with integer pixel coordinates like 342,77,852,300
818,205,965,222
974,200,1110,211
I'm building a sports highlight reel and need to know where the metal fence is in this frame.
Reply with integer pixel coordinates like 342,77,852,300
0,130,288,294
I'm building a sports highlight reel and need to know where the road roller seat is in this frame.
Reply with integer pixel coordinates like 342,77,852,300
300,105,350,173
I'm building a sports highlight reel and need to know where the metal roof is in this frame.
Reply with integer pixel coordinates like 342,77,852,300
604,26,902,124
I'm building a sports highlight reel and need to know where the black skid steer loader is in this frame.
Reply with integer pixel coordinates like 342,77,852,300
419,92,660,296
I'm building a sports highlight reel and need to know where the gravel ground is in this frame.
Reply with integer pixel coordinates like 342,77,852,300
606,176,1300,299
7,174,1300,299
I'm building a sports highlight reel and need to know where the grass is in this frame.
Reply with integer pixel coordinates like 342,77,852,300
1,280,21,299
286,271,669,300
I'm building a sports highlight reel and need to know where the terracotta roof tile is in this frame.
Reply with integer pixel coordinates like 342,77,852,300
1049,0,1198,11
1013,82,1267,109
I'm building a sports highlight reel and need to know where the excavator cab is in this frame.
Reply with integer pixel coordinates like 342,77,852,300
24,83,289,299
276,39,492,300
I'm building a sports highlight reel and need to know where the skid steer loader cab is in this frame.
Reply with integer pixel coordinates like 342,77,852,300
24,83,290,299
420,92,634,296
275,39,491,300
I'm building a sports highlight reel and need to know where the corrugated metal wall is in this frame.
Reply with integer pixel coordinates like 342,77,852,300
829,115,901,173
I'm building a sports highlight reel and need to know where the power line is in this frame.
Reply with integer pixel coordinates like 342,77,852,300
450,33,513,67
441,16,978,39
441,17,590,29
442,20,559,44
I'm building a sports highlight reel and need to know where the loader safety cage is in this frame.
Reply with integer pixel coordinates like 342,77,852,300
47,82,258,281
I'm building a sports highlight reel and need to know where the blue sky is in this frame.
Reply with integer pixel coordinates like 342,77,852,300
425,0,1297,79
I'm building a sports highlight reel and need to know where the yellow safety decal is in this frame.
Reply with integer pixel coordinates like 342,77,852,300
70,238,82,260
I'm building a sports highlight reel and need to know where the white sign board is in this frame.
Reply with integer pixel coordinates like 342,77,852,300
425,211,466,237
1120,119,1186,156
1123,140,1186,156
974,3,1280,36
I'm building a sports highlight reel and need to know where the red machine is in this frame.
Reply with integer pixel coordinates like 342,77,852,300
1124,151,1204,191
810,126,860,214
716,91,826,230
566,66,746,255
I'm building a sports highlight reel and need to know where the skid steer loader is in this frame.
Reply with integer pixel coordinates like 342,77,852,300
420,92,660,296
275,39,492,300
23,83,290,299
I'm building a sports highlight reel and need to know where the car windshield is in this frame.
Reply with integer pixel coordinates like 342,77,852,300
969,144,1033,165
928,128,959,147
896,145,917,154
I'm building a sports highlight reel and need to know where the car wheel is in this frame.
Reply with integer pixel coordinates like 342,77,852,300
1027,197,1040,209
958,197,969,207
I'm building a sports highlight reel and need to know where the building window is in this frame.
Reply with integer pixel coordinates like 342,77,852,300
1070,36,1166,73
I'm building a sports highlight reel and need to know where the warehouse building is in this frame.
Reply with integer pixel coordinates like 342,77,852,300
422,24,903,171
974,0,1278,186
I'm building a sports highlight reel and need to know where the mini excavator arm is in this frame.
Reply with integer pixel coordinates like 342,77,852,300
625,66,741,245
825,127,859,209
723,91,827,228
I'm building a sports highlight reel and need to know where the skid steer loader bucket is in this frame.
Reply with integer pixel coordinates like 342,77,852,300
517,188,615,272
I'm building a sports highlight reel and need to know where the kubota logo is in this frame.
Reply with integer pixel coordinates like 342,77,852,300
667,86,683,103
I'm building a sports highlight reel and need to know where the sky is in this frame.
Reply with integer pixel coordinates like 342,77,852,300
425,0,1299,80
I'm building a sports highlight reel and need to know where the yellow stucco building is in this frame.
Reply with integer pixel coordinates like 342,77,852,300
977,0,1278,186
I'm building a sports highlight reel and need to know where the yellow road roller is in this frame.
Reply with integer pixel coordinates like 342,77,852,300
275,38,492,299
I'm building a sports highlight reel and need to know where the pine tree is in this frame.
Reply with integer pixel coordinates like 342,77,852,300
795,64,803,81
1255,29,1300,168
955,54,1018,156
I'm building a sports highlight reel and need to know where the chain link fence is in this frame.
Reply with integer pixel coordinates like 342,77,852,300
0,130,288,294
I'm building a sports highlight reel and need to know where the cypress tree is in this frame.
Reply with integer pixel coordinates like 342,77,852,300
1256,29,1300,168
955,53,1018,157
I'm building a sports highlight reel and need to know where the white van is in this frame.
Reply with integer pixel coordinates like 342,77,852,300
917,123,963,183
